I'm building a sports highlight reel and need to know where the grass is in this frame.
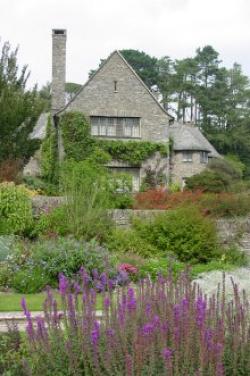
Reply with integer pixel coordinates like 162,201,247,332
0,291,103,312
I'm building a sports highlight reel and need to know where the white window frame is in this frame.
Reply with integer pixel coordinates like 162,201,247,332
182,151,193,162
90,116,140,138
200,151,208,164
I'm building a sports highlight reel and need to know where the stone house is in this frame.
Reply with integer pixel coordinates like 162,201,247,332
24,29,219,190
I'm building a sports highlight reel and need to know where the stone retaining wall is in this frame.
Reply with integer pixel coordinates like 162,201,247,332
31,196,250,251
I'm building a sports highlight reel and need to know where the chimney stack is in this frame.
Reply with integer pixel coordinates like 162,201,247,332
51,29,67,114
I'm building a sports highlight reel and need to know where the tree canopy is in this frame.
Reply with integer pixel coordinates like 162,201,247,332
0,41,43,163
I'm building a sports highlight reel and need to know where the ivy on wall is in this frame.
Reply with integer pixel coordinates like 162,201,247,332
60,112,95,161
41,111,169,178
96,139,169,166
41,115,58,184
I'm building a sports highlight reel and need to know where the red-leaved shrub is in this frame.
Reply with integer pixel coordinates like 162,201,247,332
0,159,22,183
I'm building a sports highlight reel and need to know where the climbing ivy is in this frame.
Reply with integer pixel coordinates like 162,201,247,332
96,139,169,166
41,115,58,184
60,111,95,161
42,111,169,177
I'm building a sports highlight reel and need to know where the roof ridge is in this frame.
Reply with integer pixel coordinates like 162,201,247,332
56,50,173,119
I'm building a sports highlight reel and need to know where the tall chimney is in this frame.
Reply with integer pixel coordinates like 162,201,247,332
51,29,67,114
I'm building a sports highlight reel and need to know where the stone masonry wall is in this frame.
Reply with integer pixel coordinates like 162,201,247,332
170,151,207,185
32,197,250,251
64,52,169,143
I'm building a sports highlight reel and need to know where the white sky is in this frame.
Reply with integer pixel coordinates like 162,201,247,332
1,0,250,88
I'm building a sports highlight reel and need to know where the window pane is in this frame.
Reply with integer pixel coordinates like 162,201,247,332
91,125,99,135
107,118,116,136
100,118,107,135
132,124,140,137
182,151,193,162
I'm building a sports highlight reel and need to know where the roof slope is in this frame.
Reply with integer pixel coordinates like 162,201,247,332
29,112,49,140
169,123,220,158
56,50,173,120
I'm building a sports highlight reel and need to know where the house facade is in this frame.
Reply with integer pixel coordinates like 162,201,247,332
24,29,219,190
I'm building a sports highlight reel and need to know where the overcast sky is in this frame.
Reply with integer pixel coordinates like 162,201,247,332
1,0,250,88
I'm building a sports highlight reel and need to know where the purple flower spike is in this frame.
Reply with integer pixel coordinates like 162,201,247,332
142,322,154,336
21,297,28,315
162,347,173,360
59,273,68,295
91,320,100,346
127,287,136,311
104,296,110,309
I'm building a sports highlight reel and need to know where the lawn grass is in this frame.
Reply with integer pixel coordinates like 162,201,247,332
0,291,103,312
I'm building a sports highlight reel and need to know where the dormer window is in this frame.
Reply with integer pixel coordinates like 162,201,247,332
182,151,193,162
200,151,208,164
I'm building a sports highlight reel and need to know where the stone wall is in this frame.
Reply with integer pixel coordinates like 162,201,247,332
64,51,170,143
170,151,207,186
31,197,250,252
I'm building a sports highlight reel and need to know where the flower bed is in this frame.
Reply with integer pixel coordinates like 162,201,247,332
19,269,250,375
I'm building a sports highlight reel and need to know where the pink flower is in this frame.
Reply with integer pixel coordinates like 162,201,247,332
119,263,138,274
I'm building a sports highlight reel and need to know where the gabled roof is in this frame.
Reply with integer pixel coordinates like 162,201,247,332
56,50,174,120
29,112,49,140
169,123,220,158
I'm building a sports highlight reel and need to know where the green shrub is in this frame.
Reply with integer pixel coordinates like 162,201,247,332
0,329,26,375
106,228,159,257
199,192,250,217
0,183,33,235
60,160,113,241
185,170,230,192
33,205,70,237
132,206,220,263
23,175,59,196
6,237,116,293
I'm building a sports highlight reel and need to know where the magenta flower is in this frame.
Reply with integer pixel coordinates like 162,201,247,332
162,347,173,360
59,273,68,295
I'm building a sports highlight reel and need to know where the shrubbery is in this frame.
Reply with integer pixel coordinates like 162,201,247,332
107,206,221,263
4,237,117,293
0,182,33,235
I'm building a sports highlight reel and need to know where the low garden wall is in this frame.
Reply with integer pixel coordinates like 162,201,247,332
32,196,250,249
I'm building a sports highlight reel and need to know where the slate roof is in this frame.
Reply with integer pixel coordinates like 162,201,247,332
169,123,220,158
29,112,49,140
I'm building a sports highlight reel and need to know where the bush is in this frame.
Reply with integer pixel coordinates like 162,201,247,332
199,192,250,217
185,170,230,192
0,328,26,375
0,159,22,183
20,271,250,375
132,206,220,263
0,182,33,235
134,188,203,209
106,228,159,257
5,237,117,293
23,175,59,196
60,160,113,241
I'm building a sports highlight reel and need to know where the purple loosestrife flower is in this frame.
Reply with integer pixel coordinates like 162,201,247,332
127,287,136,311
162,347,173,360
59,273,68,295
100,272,108,287
196,296,207,328
35,316,48,341
142,322,155,336
73,282,81,294
104,296,110,309
145,303,151,318
91,320,100,346
106,328,115,337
